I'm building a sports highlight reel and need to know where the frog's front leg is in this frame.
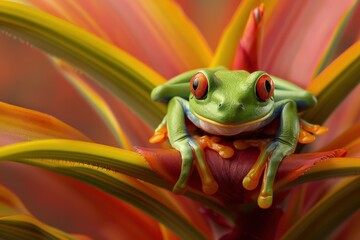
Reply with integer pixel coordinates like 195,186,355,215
167,97,218,194
243,99,299,209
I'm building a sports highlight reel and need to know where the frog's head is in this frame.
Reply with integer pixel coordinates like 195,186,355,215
189,69,275,126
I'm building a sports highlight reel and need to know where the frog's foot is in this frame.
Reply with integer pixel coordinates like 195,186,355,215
243,141,293,209
196,135,234,158
173,138,218,195
241,142,268,192
149,125,168,144
235,139,270,191
298,119,328,144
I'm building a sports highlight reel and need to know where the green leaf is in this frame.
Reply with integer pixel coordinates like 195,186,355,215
285,157,360,188
312,0,360,76
0,139,167,187
281,177,360,239
0,139,218,239
57,65,132,149
19,160,208,240
0,215,80,240
0,184,85,240
0,1,166,128
303,42,360,124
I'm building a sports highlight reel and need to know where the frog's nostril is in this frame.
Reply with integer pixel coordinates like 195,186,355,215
218,103,222,108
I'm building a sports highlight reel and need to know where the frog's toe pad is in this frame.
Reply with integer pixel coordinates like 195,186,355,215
313,125,329,135
149,131,167,144
202,180,219,195
298,129,316,144
233,140,251,150
258,194,273,209
242,173,259,191
298,124,329,144
300,120,329,136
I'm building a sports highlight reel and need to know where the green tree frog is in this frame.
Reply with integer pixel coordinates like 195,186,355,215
150,67,327,208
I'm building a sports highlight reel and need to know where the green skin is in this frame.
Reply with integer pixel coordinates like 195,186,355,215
151,67,317,205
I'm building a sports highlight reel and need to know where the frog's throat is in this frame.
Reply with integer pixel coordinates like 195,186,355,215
192,110,274,128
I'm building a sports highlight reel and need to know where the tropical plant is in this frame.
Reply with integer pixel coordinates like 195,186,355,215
0,0,359,239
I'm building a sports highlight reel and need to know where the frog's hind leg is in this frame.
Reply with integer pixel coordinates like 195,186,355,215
149,116,168,144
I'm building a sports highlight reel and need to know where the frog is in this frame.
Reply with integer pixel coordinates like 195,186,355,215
150,67,327,209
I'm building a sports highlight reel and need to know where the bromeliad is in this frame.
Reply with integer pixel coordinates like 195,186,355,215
0,0,359,239
150,67,328,208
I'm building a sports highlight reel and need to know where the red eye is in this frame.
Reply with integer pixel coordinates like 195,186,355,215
256,74,274,101
190,72,208,99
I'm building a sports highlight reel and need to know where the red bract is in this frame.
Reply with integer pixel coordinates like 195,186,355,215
137,146,347,206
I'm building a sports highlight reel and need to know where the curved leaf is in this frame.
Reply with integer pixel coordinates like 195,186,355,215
313,0,360,76
0,1,166,127
0,185,30,217
19,160,209,240
0,139,226,239
56,61,131,149
288,157,360,187
0,185,89,240
210,0,258,68
0,101,218,238
303,41,360,124
260,0,355,87
321,123,360,152
0,215,87,240
0,139,163,186
0,101,89,144
25,0,212,77
281,177,360,239
0,101,167,238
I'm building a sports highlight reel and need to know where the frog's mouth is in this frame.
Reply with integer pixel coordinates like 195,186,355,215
192,110,274,129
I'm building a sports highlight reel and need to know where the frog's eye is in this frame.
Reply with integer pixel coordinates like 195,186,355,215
256,74,274,101
190,72,208,99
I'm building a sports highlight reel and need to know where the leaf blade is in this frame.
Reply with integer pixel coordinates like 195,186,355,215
281,177,360,239
210,0,258,68
8,158,209,239
0,215,82,240
0,1,166,127
303,41,360,124
57,63,132,149
0,139,223,239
